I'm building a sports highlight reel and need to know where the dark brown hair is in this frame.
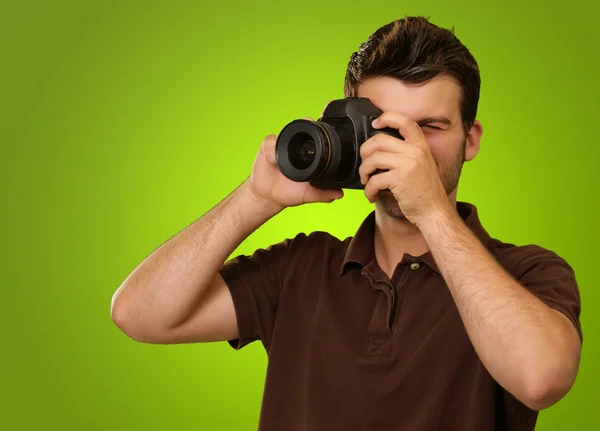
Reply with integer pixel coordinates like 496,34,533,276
344,16,480,134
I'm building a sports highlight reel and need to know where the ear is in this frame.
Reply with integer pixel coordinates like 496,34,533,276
464,119,483,162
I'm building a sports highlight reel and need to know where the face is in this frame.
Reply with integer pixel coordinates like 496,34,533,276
354,74,482,220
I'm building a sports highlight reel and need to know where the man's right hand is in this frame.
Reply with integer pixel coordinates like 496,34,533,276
247,118,344,211
111,110,343,346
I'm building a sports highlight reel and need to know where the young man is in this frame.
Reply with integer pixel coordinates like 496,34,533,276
111,16,582,430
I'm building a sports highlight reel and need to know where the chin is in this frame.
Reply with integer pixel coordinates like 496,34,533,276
375,190,406,221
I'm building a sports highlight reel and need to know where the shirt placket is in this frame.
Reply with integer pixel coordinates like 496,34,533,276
361,258,423,357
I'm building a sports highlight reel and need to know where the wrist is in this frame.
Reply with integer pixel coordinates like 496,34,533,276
240,180,285,217
415,202,459,233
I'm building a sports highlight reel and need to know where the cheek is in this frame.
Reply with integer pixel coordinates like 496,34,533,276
426,135,463,170
425,138,447,169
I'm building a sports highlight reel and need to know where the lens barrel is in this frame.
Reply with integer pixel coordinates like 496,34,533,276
275,120,332,182
276,117,358,185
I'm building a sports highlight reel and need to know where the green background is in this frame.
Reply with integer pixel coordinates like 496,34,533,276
3,0,598,429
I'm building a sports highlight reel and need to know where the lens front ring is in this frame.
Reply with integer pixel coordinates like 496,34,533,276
275,120,331,182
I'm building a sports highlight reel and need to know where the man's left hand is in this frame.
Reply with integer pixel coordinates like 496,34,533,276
358,112,452,226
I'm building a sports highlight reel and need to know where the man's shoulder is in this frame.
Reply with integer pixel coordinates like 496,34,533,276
487,237,575,279
229,230,351,269
280,230,351,256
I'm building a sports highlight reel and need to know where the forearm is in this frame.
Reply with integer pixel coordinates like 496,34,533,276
418,209,580,409
111,179,282,330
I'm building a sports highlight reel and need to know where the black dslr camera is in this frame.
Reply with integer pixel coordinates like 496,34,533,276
275,97,403,189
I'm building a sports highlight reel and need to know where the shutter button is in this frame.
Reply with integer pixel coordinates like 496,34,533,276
410,262,420,270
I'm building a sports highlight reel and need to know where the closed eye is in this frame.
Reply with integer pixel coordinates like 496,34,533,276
422,125,442,130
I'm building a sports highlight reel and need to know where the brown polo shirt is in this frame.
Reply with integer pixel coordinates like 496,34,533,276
218,201,582,431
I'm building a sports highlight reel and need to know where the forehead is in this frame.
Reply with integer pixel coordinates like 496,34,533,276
356,74,461,121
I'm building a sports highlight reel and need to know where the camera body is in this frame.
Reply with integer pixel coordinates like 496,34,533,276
275,97,403,189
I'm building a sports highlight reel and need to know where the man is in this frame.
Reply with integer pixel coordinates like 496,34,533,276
111,16,582,430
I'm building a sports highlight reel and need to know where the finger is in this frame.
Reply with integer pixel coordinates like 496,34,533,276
360,133,418,161
372,112,426,148
261,134,278,165
302,117,314,121
358,151,401,185
304,186,344,203
319,100,333,118
363,171,394,203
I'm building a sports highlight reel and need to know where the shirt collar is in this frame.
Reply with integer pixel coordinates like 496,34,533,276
338,201,491,275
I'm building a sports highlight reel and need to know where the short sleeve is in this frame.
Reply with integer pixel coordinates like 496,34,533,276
218,234,302,351
516,246,583,342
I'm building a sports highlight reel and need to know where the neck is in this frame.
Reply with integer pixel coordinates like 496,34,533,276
373,197,458,277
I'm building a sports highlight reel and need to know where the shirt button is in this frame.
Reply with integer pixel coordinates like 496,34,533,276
410,262,420,270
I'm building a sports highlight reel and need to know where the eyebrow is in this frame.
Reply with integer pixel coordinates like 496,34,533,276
417,117,452,127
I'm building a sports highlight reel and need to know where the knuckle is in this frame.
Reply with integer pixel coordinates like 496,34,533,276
407,158,418,170
360,143,370,159
369,152,379,165
390,113,406,124
412,145,425,157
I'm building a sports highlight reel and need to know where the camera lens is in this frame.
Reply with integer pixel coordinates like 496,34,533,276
275,119,331,182
289,134,316,170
